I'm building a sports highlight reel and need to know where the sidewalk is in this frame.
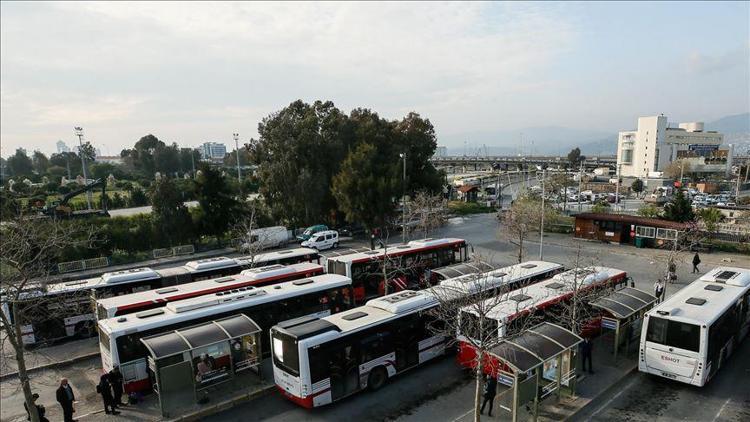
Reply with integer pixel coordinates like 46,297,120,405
1,338,99,379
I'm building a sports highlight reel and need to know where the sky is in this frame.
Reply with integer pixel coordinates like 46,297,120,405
1,1,748,157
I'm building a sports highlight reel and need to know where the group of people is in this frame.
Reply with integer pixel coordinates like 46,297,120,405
654,253,702,303
43,367,125,422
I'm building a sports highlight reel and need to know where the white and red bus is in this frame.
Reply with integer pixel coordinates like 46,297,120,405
4,248,320,345
97,274,352,393
639,267,750,386
94,262,324,319
270,261,565,408
325,238,469,303
456,266,627,369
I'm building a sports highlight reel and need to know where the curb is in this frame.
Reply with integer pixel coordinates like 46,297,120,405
166,383,275,422
563,363,639,421
0,352,100,382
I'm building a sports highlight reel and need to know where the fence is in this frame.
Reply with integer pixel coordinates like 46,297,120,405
152,244,196,259
57,256,110,274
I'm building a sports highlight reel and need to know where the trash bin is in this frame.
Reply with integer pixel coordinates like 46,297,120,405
634,237,644,248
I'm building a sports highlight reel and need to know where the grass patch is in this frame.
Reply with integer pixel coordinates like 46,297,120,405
448,201,496,215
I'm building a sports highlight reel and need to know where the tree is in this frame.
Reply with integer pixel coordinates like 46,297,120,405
663,190,694,222
7,149,33,176
663,159,691,180
77,142,97,163
332,142,399,230
405,191,447,239
637,204,662,218
567,147,585,168
194,165,240,242
50,152,80,178
128,187,149,207
150,178,193,246
0,217,96,422
501,195,543,263
697,207,724,233
631,178,644,195
591,199,610,214
120,134,180,177
31,151,49,175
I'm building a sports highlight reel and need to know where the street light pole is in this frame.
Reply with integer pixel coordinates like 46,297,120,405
400,152,407,243
539,168,545,260
615,163,622,213
233,133,242,196
74,126,92,210
578,162,583,212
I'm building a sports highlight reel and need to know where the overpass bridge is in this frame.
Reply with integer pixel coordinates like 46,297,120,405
431,155,617,172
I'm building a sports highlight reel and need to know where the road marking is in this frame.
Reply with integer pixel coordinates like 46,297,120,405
452,408,475,422
588,375,639,419
711,397,731,422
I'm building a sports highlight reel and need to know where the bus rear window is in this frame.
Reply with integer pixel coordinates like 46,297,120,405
271,331,299,376
646,317,700,352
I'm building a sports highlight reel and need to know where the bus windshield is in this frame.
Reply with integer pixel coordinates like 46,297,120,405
272,331,299,376
645,317,701,352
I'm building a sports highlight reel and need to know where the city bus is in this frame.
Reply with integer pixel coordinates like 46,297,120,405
639,266,750,386
4,248,319,345
456,266,627,368
269,261,565,408
94,262,324,319
97,274,352,393
325,238,469,303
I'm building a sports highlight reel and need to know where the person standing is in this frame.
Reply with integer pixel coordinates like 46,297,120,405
55,378,77,422
24,393,49,422
109,366,126,407
581,337,594,374
480,375,497,417
692,253,701,273
97,374,120,415
654,279,665,304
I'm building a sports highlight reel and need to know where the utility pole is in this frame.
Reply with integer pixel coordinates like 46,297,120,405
539,168,546,260
578,162,583,212
233,132,242,196
679,160,685,185
615,163,622,213
736,167,742,199
191,149,196,178
74,126,92,210
400,152,407,243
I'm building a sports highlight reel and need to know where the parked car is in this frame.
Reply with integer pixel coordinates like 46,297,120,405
338,223,365,238
241,226,288,252
301,230,339,250
296,224,328,241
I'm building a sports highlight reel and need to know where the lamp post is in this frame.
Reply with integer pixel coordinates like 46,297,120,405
74,126,92,210
539,168,546,260
233,133,242,196
400,152,407,243
615,163,622,213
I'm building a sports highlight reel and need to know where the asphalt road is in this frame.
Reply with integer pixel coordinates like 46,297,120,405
571,338,750,422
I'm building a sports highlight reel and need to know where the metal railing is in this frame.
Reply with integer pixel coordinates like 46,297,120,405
57,256,110,274
152,244,195,259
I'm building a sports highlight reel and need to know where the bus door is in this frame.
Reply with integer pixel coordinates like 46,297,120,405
394,315,420,371
328,344,359,400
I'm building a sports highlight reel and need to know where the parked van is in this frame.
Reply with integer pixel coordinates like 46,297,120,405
296,224,329,241
242,226,289,251
301,230,339,250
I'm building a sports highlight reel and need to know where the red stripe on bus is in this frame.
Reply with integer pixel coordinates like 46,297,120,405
351,241,466,264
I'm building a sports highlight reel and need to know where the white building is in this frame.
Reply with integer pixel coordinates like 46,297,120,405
617,115,732,180
56,140,70,153
200,142,227,160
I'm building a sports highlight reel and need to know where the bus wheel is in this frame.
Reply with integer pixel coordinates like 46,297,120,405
368,367,388,391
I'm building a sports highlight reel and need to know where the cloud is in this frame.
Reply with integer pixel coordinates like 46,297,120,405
687,43,750,75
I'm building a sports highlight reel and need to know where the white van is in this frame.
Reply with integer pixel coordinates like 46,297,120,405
301,230,339,251
242,226,289,251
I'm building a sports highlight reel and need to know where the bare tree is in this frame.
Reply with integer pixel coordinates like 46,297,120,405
501,195,543,263
426,256,541,422
1,216,97,422
230,198,277,267
404,191,448,239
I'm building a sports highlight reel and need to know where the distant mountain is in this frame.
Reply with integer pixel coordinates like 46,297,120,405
706,112,750,133
442,126,612,156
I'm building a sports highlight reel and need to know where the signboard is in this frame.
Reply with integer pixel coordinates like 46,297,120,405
498,371,514,387
601,317,618,330
605,231,615,237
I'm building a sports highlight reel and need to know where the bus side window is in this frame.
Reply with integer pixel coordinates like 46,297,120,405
360,332,392,363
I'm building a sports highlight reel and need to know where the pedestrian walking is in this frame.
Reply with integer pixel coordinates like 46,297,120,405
581,337,594,374
692,253,701,273
109,366,126,407
96,374,120,415
480,375,497,416
55,378,77,422
654,279,664,304
24,393,50,422
667,262,677,284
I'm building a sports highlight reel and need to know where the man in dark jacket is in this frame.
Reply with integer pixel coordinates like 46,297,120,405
24,393,49,422
692,253,701,273
581,337,594,374
109,366,126,406
97,374,120,415
55,378,76,422
480,375,497,416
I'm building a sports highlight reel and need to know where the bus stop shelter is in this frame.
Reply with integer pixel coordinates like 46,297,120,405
490,322,582,422
590,287,656,361
141,314,262,418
